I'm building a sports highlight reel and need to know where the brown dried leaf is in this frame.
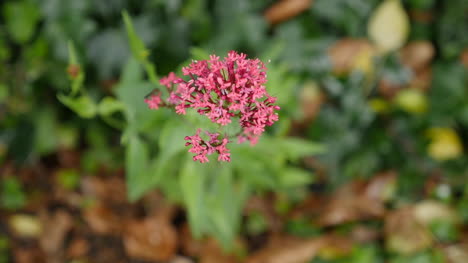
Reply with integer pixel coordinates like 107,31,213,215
180,224,204,257
385,206,432,254
83,202,123,235
67,238,89,259
328,38,376,75
443,243,468,263
81,176,127,204
461,49,468,69
170,256,195,263
39,210,74,263
245,195,283,232
123,214,177,262
378,77,403,98
247,235,325,263
317,234,353,260
199,238,241,263
350,225,380,243
364,171,397,202
318,182,385,226
409,67,432,91
400,41,435,72
13,246,46,263
265,0,313,25
298,81,325,126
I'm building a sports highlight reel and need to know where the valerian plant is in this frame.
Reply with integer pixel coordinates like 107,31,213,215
58,11,323,250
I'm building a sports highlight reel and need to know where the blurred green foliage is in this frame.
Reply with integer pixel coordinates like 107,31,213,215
1,0,467,259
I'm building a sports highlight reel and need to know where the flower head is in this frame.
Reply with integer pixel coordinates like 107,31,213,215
145,51,280,162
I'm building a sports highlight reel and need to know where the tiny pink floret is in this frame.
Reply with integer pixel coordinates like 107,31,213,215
144,94,162,110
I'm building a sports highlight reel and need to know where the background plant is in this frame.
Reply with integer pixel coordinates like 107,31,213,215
1,0,468,262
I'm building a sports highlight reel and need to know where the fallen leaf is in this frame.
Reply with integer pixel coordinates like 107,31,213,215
316,234,353,260
461,49,468,69
245,195,283,232
180,223,204,257
364,171,397,202
413,200,460,226
385,206,432,254
199,238,242,263
350,225,379,243
265,0,313,25
83,202,123,235
299,81,324,123
67,238,89,259
409,67,432,91
81,176,127,204
123,214,177,262
368,0,410,53
394,88,428,114
170,255,195,263
39,210,74,263
328,39,376,75
9,214,42,238
246,235,325,263
318,174,394,226
378,77,403,98
443,243,468,263
400,41,435,72
13,246,46,263
427,128,464,161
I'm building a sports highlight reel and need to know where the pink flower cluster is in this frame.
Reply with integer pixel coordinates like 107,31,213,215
145,51,280,163
184,129,230,163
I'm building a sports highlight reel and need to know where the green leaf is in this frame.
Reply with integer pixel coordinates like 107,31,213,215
57,94,97,119
34,107,59,155
126,135,150,201
207,165,242,249
148,153,184,202
68,41,79,66
231,144,278,189
429,220,459,242
56,169,80,190
122,11,159,85
279,167,314,188
122,10,149,62
98,97,126,116
115,58,157,130
4,0,40,44
279,137,325,161
190,47,210,60
180,158,207,238
67,42,85,95
1,177,26,210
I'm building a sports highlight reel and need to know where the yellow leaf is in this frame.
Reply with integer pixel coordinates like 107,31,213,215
368,0,409,53
369,98,391,113
9,214,42,238
394,89,427,114
427,128,463,161
351,47,376,75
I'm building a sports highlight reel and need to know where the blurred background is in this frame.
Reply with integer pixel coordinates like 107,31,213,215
1,0,468,262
